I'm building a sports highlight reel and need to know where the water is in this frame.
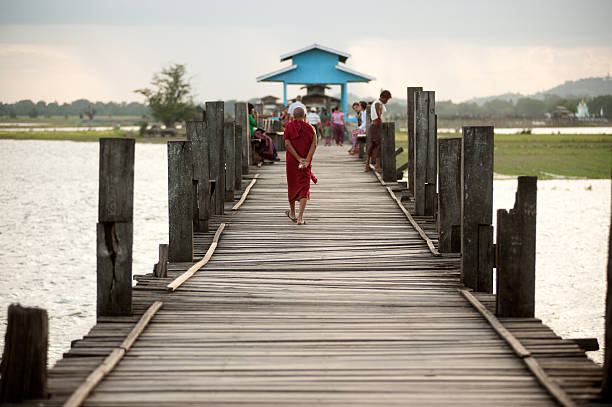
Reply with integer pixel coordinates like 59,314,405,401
0,140,609,366
437,126,612,135
0,125,140,132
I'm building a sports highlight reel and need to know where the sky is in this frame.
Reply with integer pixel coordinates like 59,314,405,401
1,0,611,104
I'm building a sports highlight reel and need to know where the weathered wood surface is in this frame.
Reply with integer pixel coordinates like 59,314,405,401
31,147,602,406
0,304,48,402
497,176,537,318
414,91,435,216
438,137,462,253
97,138,135,223
407,86,422,197
461,126,494,292
186,120,209,232
167,141,193,262
224,121,236,202
381,122,396,182
234,123,243,191
235,102,250,173
206,101,225,216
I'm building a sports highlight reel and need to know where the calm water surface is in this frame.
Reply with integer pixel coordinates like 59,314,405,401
0,140,609,365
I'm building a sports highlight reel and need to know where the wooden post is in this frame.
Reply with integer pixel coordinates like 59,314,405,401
234,124,243,191
186,120,209,232
425,108,437,217
414,91,434,216
0,304,48,402
365,105,372,163
224,120,235,202
602,179,612,400
206,101,225,215
407,86,422,197
168,141,194,262
381,122,396,182
461,126,494,292
153,244,168,278
235,102,250,173
97,138,134,317
496,176,537,317
438,137,462,253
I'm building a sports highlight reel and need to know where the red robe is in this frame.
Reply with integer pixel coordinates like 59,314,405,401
284,119,317,202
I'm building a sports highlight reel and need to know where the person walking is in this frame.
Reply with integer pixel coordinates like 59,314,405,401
283,107,318,225
365,90,392,172
319,107,332,146
288,95,307,119
331,107,345,146
306,107,324,143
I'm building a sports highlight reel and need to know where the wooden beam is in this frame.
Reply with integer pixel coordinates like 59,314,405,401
235,102,250,173
232,174,260,211
461,126,494,292
234,124,243,191
206,101,225,216
168,141,194,262
381,122,396,182
153,243,168,278
187,120,209,233
407,86,422,197
224,120,236,202
438,138,461,253
0,304,48,402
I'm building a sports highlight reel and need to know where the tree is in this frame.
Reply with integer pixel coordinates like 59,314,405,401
85,104,96,121
515,98,546,118
135,64,197,128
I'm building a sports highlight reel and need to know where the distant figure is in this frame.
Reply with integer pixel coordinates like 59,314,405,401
306,107,324,142
349,102,366,155
279,105,290,128
365,90,392,172
283,107,318,225
248,103,278,161
288,95,307,118
331,107,345,146
319,107,332,146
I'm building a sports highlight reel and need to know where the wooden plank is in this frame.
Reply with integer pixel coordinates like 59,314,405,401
63,301,163,407
232,174,260,211
167,223,227,292
167,141,194,262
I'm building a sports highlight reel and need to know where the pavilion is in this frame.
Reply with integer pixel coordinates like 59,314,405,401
256,44,375,114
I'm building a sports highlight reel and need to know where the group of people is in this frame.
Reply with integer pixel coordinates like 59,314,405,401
282,90,392,225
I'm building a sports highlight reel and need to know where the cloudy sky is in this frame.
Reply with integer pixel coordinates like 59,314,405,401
1,0,611,104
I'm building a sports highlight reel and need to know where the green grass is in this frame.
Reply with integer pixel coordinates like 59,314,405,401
395,132,612,179
0,130,182,143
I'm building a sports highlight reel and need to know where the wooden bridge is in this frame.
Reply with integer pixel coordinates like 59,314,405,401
0,98,609,406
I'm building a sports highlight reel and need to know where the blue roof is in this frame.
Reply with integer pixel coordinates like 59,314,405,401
257,44,374,84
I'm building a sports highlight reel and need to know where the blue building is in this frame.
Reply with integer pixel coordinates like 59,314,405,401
256,44,375,114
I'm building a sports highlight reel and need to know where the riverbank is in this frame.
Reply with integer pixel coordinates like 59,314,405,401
396,132,612,179
0,129,181,143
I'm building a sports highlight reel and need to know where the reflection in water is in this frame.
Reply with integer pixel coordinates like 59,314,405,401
0,140,609,366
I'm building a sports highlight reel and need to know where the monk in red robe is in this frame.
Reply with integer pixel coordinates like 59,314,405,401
284,107,317,225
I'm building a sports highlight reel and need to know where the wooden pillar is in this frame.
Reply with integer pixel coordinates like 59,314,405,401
381,122,396,182
365,105,372,163
168,141,194,262
234,124,243,190
602,179,612,400
407,86,422,197
496,176,537,317
186,120,209,232
461,126,494,292
235,102,250,173
438,137,462,253
153,244,168,278
224,120,235,201
0,304,48,402
414,91,434,216
206,101,224,215
97,138,134,317
425,109,437,217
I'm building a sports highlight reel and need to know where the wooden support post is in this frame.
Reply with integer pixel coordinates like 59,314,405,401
168,141,194,262
407,86,422,197
425,104,437,217
381,122,396,182
365,105,372,163
0,304,48,402
186,120,209,232
153,244,168,278
235,102,250,173
206,101,225,216
496,176,538,317
414,91,434,216
438,137,462,253
97,138,134,317
603,179,612,400
224,120,235,202
461,126,494,292
234,124,243,191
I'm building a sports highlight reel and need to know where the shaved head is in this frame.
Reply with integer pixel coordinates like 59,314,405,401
293,106,305,119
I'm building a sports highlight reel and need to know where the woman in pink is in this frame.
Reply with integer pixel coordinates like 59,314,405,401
331,107,345,146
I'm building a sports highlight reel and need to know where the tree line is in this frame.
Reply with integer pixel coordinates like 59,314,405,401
0,99,151,119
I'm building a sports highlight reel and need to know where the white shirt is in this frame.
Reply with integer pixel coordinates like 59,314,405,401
306,112,321,125
370,99,387,121
288,101,307,117
359,110,367,130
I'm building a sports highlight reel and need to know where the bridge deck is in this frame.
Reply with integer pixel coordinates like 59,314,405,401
44,146,601,406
